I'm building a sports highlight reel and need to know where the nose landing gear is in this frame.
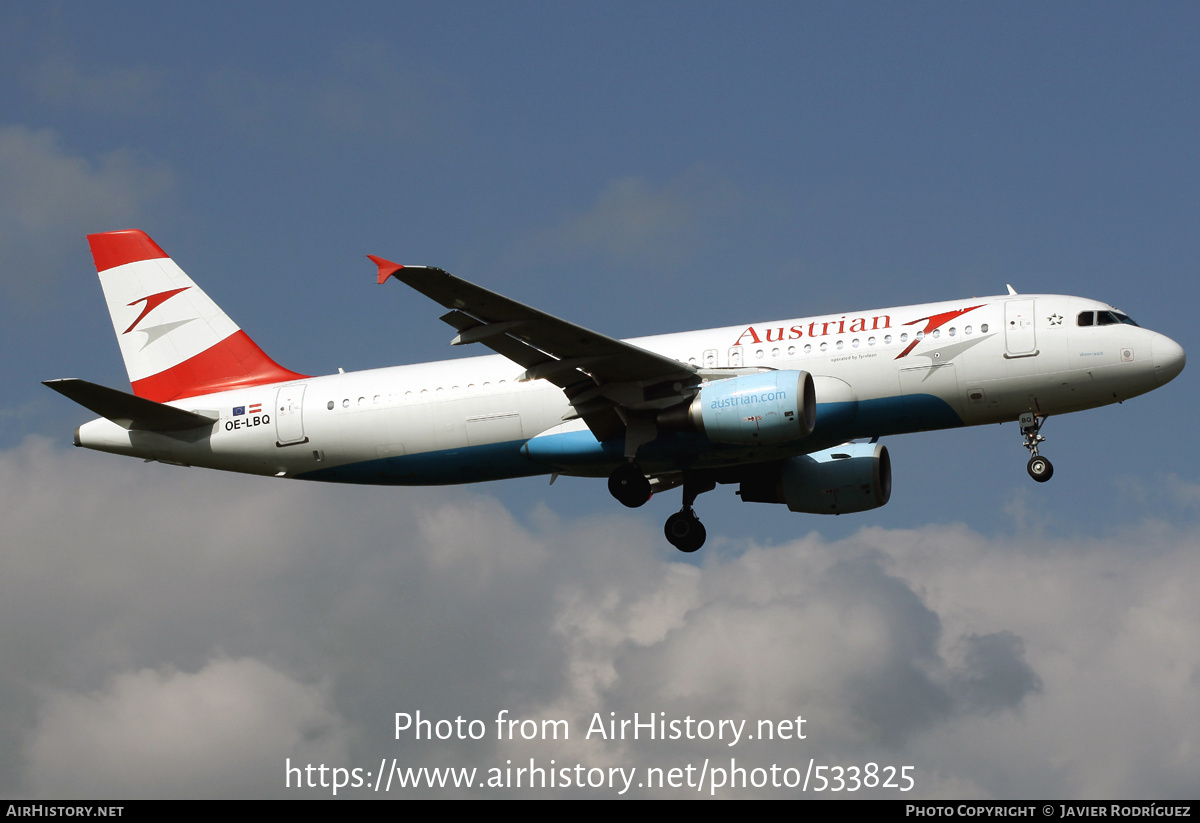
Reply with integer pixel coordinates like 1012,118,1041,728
1019,412,1054,482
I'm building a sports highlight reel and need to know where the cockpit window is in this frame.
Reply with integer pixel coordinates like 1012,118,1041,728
1079,309,1139,327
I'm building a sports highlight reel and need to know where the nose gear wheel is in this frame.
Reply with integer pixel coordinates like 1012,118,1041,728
1019,412,1054,483
1027,454,1053,482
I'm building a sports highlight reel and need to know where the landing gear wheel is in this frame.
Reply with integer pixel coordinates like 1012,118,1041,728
664,509,706,553
1027,455,1054,483
1019,413,1054,483
608,463,651,508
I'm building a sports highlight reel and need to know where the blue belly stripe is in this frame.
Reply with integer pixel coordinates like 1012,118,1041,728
296,395,963,485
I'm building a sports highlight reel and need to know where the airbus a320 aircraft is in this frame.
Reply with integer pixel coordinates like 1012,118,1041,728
47,230,1185,552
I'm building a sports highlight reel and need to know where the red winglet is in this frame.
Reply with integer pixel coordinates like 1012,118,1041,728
368,255,404,285
88,229,169,273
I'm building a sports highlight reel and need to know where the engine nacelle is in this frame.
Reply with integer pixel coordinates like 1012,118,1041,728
739,442,891,514
662,370,815,446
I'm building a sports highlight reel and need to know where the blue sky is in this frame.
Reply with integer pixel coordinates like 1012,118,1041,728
1,2,1198,798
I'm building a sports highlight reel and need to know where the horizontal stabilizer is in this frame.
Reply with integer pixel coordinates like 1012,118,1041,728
43,379,218,432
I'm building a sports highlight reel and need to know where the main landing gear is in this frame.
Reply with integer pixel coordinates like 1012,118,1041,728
664,476,715,553
1019,412,1054,483
665,509,705,553
606,465,715,552
608,461,651,508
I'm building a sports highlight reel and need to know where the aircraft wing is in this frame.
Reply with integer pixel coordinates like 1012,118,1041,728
371,257,698,442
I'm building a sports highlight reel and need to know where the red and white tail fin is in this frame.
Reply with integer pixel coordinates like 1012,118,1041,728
89,230,306,403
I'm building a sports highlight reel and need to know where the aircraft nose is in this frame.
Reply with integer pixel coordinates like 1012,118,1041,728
1151,333,1186,385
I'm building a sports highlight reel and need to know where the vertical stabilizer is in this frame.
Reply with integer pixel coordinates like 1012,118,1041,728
89,230,307,402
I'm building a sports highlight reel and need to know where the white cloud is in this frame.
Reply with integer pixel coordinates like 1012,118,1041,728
516,167,749,270
0,126,172,297
26,55,166,115
2,438,1198,797
24,657,350,798
201,44,448,152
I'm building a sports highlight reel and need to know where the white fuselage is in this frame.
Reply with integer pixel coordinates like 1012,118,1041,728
75,293,1183,484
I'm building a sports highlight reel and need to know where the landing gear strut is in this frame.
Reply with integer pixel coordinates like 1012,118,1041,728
608,462,651,508
1019,412,1054,483
664,476,715,553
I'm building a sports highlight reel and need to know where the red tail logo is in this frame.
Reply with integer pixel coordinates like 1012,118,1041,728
123,288,191,334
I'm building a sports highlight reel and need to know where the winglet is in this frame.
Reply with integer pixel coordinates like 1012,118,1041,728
368,255,404,285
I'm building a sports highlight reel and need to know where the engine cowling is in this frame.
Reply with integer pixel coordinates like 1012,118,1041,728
739,442,891,514
661,370,815,446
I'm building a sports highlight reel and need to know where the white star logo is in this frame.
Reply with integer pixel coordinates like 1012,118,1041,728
1048,313,1063,325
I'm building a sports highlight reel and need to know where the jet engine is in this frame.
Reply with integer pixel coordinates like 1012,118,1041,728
738,442,891,514
659,370,816,445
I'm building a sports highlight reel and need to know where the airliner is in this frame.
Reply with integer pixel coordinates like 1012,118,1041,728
46,230,1186,551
